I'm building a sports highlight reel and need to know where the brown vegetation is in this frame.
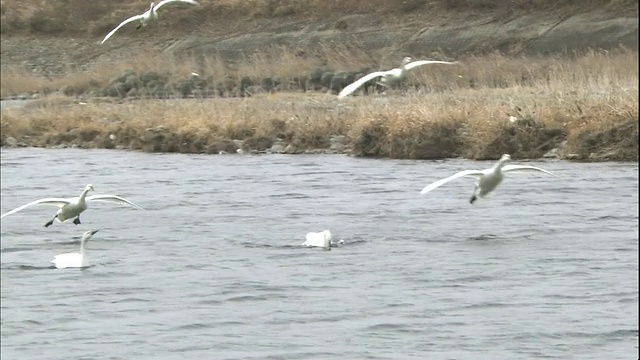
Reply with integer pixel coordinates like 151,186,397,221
1,0,637,161
1,47,637,161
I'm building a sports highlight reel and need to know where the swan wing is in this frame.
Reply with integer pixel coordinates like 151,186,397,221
338,71,387,98
502,165,557,176
86,194,143,210
404,60,458,71
51,252,83,268
101,14,145,44
303,232,326,247
1,198,71,219
155,0,199,11
420,170,485,195
52,252,79,261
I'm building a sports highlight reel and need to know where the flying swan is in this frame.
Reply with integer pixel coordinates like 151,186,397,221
338,57,458,98
51,230,99,269
0,184,143,227
303,230,344,250
101,0,199,45
419,154,557,204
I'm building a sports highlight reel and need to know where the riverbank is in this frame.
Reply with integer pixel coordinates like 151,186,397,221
1,48,637,162
1,0,637,161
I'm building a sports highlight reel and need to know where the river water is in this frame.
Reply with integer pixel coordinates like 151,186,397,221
0,148,637,359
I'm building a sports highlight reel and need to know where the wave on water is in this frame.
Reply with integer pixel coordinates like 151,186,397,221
3,264,57,271
1,246,36,253
467,234,500,241
240,238,367,249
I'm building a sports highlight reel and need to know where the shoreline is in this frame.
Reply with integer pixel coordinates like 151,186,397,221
1,49,637,164
1,140,637,163
1,103,636,162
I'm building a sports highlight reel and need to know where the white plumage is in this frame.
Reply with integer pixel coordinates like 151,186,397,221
1,184,142,227
420,154,557,204
101,0,199,45
51,230,99,269
338,57,458,98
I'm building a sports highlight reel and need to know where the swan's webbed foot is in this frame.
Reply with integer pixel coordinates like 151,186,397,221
73,217,81,225
469,195,477,204
136,23,142,30
44,215,57,228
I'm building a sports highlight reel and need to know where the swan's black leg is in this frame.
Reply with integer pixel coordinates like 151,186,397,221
469,194,477,204
73,216,81,225
44,215,57,228
136,23,142,30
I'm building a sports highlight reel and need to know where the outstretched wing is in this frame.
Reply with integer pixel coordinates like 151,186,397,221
101,14,145,45
404,60,458,71
502,165,557,176
420,170,485,195
1,198,71,219
338,71,387,98
86,195,143,210
155,0,199,11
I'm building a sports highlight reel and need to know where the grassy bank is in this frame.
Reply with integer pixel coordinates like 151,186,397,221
1,48,637,161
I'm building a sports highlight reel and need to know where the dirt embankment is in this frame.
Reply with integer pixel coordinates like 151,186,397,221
1,0,637,74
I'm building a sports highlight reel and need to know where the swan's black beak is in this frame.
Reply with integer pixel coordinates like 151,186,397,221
90,230,100,235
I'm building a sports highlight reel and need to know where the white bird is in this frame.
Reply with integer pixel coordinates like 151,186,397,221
338,57,458,98
51,230,99,269
419,154,557,204
1,184,143,228
101,0,199,45
303,230,344,250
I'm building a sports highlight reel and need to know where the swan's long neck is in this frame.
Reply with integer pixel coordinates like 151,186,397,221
494,158,508,172
79,239,88,264
79,188,91,202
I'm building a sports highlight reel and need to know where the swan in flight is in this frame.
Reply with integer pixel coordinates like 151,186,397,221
51,230,99,269
419,154,557,204
101,0,199,45
338,57,458,98
303,230,344,250
1,184,143,227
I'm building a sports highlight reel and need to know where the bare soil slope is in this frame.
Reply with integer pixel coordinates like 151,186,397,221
1,0,637,75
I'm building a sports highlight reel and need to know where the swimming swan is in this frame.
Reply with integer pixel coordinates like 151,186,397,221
0,184,143,227
303,230,344,250
101,0,199,45
419,154,557,204
338,57,458,98
51,230,99,269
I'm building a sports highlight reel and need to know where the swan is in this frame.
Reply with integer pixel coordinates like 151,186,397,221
419,154,557,204
1,184,143,227
303,230,344,250
337,57,458,98
51,230,99,269
101,0,199,45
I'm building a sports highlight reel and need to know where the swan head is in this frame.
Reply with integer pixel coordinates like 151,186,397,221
500,154,511,162
401,56,413,66
85,184,95,192
81,229,99,242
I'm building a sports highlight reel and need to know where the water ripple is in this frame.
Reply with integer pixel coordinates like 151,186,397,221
0,149,637,360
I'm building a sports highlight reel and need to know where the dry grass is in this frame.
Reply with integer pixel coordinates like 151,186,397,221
1,47,637,161
0,40,429,98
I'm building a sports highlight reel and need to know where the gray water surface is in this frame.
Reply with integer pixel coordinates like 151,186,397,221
1,148,638,360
